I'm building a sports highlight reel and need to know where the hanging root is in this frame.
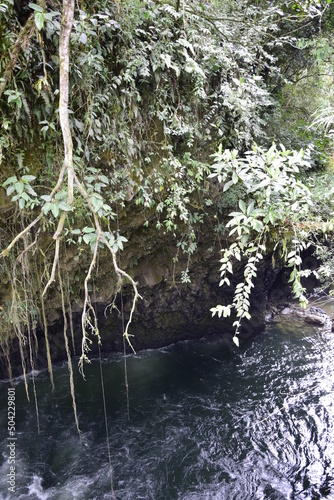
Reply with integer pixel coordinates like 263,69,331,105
75,175,142,376
103,232,141,354
98,342,116,498
40,291,55,392
63,272,76,355
42,236,61,298
58,264,81,436
10,273,29,401
27,324,40,434
20,236,40,433
120,288,131,422
0,341,13,384
1,0,140,403
78,233,100,378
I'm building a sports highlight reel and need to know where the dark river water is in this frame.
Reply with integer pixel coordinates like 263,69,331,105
1,309,334,499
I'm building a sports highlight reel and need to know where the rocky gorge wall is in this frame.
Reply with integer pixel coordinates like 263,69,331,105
0,210,281,380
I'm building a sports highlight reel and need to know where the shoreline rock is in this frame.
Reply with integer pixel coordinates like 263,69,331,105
266,301,332,329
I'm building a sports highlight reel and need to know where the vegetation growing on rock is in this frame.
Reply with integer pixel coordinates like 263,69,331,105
1,0,334,379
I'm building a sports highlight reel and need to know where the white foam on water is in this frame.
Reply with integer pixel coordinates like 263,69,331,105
26,475,49,500
6,472,101,499
0,368,45,387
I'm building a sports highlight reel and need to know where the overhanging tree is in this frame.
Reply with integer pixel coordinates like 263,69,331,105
0,0,140,412
0,0,333,381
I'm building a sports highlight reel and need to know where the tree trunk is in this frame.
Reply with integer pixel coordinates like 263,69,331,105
59,0,75,204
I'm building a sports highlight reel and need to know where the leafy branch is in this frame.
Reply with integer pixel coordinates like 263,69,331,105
210,143,315,344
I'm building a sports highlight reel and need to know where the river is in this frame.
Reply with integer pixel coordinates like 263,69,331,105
0,307,334,499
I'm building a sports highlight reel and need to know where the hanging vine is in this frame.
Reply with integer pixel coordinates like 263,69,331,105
0,0,141,386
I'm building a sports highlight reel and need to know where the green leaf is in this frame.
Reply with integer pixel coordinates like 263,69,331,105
79,32,87,44
10,95,22,108
83,234,91,244
161,53,172,68
21,175,36,182
74,119,84,132
91,192,103,199
28,2,43,12
6,185,15,196
44,11,60,20
40,125,49,136
90,241,98,253
268,212,275,225
41,195,52,202
58,202,72,212
3,176,18,187
117,241,123,251
83,233,95,244
25,185,37,197
91,196,104,212
21,192,30,201
252,219,263,232
104,232,115,246
15,181,24,194
55,191,67,201
239,200,246,213
98,175,109,184
83,227,95,234
34,12,44,31
232,336,239,347
223,180,234,192
42,202,52,215
51,203,59,218
102,204,113,215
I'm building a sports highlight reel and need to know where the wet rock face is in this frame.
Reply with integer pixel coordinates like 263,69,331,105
91,226,279,352
96,262,269,352
0,236,278,379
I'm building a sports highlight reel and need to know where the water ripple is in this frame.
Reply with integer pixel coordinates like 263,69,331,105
1,317,334,499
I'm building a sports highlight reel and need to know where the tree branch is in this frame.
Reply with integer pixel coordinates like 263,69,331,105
41,0,75,295
59,0,75,206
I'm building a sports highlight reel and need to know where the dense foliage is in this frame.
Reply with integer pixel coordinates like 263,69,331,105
1,0,334,362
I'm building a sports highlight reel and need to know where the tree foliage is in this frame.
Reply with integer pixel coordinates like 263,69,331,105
0,0,334,371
